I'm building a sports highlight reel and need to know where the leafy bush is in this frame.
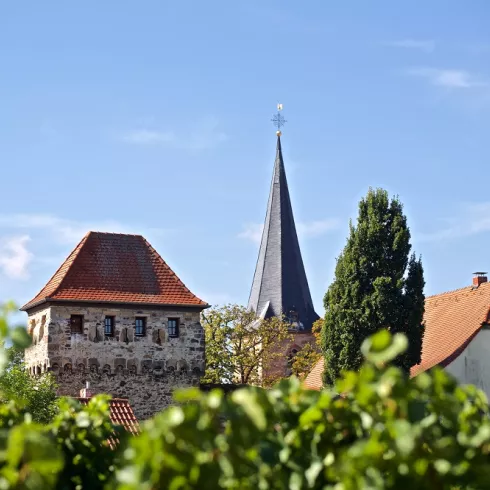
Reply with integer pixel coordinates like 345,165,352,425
2,301,490,489
115,331,490,489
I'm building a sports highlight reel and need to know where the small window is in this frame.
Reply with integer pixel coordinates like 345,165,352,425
135,317,146,337
70,315,83,334
41,315,46,327
168,318,179,338
104,316,115,336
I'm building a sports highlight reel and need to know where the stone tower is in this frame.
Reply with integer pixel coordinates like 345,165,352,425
248,133,320,377
22,231,208,419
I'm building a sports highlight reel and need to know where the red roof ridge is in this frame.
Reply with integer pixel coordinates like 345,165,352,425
21,231,208,311
87,230,145,238
425,281,490,301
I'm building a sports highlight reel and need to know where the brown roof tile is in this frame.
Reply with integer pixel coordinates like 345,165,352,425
303,357,324,390
22,231,208,310
304,281,490,390
76,397,140,436
76,397,139,448
410,282,490,376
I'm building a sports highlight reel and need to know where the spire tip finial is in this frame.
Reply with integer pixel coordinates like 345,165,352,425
271,103,286,133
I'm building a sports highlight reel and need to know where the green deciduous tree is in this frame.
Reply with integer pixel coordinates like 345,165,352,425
0,302,58,424
0,346,58,424
201,304,291,386
321,188,425,385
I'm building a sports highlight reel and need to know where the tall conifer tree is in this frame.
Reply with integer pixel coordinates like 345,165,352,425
321,188,425,385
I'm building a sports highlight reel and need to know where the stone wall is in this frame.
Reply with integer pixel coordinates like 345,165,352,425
56,371,200,420
24,306,50,374
24,303,206,418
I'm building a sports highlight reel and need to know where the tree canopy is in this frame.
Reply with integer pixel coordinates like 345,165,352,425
321,188,425,385
201,304,291,386
0,346,58,424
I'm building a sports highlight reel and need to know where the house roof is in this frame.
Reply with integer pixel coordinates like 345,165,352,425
76,397,140,436
410,281,490,376
247,135,319,331
303,281,490,390
21,231,207,311
303,357,324,390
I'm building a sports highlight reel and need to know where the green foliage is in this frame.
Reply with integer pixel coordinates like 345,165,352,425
50,396,124,489
290,318,323,378
322,188,425,385
0,347,58,424
201,304,291,386
0,395,120,489
0,303,121,488
115,330,490,489
4,301,490,489
0,302,58,424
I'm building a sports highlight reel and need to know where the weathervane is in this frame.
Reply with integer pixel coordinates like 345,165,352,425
271,103,286,136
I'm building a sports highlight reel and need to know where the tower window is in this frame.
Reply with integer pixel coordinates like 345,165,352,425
135,317,146,337
104,316,115,336
168,318,179,338
70,315,83,334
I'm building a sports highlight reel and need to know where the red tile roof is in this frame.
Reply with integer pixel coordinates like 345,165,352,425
303,281,490,390
76,397,140,437
410,281,490,376
303,357,324,390
22,231,208,310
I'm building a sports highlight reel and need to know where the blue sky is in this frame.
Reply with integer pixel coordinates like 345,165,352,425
1,1,490,318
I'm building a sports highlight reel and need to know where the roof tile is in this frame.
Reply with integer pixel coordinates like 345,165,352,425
304,282,490,390
22,231,207,310
75,397,139,448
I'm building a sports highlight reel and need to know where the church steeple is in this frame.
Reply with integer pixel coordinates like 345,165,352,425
247,123,319,331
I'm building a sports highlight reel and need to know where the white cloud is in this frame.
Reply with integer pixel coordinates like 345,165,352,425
297,219,340,238
119,117,227,151
0,214,130,245
0,214,173,281
407,67,487,89
387,39,435,53
238,223,264,244
0,235,33,280
121,129,176,145
238,219,339,244
418,202,490,242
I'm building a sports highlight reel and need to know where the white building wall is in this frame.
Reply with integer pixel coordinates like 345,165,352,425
445,329,490,399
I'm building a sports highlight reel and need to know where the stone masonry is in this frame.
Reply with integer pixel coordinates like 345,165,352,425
24,303,205,419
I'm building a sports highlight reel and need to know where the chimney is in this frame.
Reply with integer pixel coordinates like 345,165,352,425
473,272,488,288
80,381,92,398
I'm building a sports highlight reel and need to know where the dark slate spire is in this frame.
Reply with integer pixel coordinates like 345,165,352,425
247,134,319,331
